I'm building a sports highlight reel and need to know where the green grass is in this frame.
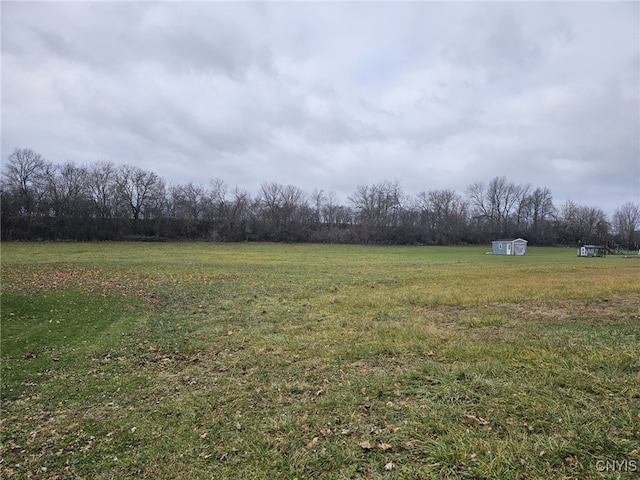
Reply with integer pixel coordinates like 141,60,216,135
1,243,639,479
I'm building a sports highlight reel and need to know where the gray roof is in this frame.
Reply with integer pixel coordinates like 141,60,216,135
492,238,527,243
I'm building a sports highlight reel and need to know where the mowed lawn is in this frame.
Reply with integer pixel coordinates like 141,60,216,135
1,242,638,479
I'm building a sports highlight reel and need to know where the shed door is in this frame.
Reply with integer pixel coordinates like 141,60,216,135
506,243,512,255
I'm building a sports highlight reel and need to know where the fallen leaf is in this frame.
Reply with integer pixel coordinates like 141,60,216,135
378,442,392,451
359,440,372,450
386,424,398,433
320,427,332,437
384,461,395,471
464,414,489,426
306,437,319,449
565,456,579,467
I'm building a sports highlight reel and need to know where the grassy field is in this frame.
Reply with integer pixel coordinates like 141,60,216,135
1,242,638,479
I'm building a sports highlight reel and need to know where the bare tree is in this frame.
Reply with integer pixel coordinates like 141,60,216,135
466,176,524,236
321,190,340,228
257,182,308,240
206,178,228,222
465,181,490,221
557,201,610,245
513,183,532,229
205,179,253,241
613,202,640,250
417,189,468,244
488,176,522,232
310,188,326,226
87,161,118,219
3,148,48,216
528,187,556,228
259,181,284,228
42,161,89,217
115,165,165,220
169,182,206,222
227,186,252,241
349,180,404,229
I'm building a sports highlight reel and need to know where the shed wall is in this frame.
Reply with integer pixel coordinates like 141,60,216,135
492,241,508,255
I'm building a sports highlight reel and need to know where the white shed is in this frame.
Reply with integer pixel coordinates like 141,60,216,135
492,238,528,256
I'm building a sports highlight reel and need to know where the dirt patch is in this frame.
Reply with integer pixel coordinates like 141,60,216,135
416,293,640,326
498,294,640,323
1,265,158,306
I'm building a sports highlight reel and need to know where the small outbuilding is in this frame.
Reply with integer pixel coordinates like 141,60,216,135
492,238,528,256
577,245,607,257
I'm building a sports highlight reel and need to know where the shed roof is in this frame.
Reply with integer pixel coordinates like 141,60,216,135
492,238,528,243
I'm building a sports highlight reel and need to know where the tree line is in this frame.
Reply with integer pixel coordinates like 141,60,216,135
2,147,639,248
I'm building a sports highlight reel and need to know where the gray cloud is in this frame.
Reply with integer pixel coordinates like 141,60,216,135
2,1,638,215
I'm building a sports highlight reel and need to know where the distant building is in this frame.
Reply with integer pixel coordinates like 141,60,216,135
492,238,528,256
577,245,607,257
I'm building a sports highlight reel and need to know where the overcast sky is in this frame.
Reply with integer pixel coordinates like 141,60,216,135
2,1,638,215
